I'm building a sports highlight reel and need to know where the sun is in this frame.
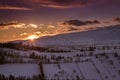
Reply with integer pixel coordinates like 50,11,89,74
27,35,38,40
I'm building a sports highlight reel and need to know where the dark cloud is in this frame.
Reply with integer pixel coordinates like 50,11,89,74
0,0,95,10
0,21,18,26
60,19,100,26
33,0,95,8
114,17,120,22
55,19,101,34
67,27,78,31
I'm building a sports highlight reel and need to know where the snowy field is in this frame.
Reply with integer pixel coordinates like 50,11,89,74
0,64,40,78
0,41,120,80
43,63,81,79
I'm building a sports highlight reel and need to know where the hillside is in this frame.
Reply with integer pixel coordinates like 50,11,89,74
19,25,120,47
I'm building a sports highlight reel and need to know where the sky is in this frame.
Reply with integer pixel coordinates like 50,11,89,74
0,0,120,42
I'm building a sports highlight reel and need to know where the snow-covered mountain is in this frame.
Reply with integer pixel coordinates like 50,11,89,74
16,25,120,47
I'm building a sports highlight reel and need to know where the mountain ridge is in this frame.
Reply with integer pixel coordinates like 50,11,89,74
13,25,120,47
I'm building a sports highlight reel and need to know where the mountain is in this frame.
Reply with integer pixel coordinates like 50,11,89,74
15,25,120,47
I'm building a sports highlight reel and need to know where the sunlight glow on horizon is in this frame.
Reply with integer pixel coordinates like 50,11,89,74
26,35,39,40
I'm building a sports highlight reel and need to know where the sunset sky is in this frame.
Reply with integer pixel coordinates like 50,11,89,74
0,0,120,42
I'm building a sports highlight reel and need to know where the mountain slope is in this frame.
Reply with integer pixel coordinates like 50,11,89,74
19,25,120,46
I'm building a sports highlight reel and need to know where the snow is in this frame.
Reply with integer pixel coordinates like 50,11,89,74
91,57,113,80
43,63,81,79
43,64,59,79
77,62,102,80
43,62,105,80
0,43,120,79
0,64,40,78
59,63,81,79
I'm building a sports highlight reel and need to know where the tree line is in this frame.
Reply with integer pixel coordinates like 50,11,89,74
0,42,70,53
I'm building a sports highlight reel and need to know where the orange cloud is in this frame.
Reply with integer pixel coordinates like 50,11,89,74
27,24,38,28
0,6,32,10
20,33,28,36
0,22,39,30
47,25,55,28
0,22,26,30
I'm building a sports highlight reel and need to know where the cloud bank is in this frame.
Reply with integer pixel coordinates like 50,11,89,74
0,6,31,10
0,0,95,10
30,0,95,8
55,18,120,34
0,21,38,30
59,19,100,26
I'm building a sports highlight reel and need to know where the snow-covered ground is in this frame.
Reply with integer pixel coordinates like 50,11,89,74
0,64,40,78
0,43,120,79
0,40,120,79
